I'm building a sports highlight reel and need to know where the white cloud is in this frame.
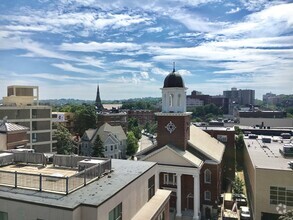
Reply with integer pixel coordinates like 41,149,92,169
52,63,101,75
115,59,152,69
151,67,169,76
177,69,192,76
226,7,241,14
140,71,149,79
60,42,142,52
219,3,293,37
145,27,163,33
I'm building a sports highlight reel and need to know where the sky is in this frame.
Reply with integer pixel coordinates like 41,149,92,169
0,0,292,101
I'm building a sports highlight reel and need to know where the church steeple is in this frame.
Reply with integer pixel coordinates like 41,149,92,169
95,85,104,111
156,65,191,150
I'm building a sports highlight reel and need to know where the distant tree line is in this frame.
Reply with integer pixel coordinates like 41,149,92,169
190,103,223,122
121,98,160,110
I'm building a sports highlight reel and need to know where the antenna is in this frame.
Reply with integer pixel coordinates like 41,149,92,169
173,62,176,72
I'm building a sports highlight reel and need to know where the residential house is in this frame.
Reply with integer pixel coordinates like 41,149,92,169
80,123,127,159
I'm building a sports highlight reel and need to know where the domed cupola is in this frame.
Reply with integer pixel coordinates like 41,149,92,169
161,64,187,113
163,69,184,88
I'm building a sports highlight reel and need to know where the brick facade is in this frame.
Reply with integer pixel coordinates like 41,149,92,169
204,129,235,190
157,114,191,150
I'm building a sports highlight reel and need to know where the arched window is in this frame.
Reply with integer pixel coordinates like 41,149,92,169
169,94,173,107
204,169,211,184
177,94,181,106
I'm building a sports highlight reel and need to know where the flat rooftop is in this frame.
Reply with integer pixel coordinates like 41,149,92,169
244,136,293,171
0,164,78,177
0,159,156,209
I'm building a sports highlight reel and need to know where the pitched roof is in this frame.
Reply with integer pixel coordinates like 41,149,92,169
0,120,29,133
83,129,97,141
97,123,126,142
142,144,203,168
188,125,225,163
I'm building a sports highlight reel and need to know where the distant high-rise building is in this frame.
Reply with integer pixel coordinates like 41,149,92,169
186,90,229,114
0,85,55,152
223,88,255,114
95,85,104,111
223,87,255,106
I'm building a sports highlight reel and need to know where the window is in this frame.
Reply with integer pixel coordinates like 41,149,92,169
32,133,37,142
169,94,173,107
177,94,181,106
111,145,113,151
105,146,108,151
217,135,227,143
163,173,176,185
204,169,211,184
148,175,155,200
158,211,165,220
0,211,8,220
270,186,293,206
205,191,211,201
109,203,122,220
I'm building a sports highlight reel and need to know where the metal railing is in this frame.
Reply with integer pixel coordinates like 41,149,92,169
0,157,112,194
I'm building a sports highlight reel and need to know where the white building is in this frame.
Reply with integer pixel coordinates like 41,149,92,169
80,123,127,159
0,152,171,220
0,86,55,152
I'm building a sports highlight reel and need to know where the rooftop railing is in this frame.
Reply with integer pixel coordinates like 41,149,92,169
0,153,111,194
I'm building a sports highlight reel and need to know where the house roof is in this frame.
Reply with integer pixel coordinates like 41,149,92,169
83,123,126,143
83,128,97,141
188,125,225,163
142,144,203,168
0,120,29,133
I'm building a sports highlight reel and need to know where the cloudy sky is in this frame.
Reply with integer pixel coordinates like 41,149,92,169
0,0,292,100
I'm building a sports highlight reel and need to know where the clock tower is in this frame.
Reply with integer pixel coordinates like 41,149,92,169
156,66,192,150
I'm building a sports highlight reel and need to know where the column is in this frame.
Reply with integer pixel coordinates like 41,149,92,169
193,174,200,220
176,173,182,217
155,171,159,190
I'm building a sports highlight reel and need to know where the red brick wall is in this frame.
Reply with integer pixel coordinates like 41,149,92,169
157,115,191,150
200,163,221,207
204,129,235,188
6,132,28,149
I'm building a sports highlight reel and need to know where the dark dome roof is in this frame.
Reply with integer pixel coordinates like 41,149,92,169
163,70,184,88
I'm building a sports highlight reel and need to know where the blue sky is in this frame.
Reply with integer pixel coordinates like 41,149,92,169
0,0,292,100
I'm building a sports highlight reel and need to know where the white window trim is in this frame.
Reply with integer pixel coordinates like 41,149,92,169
205,191,211,201
204,169,211,184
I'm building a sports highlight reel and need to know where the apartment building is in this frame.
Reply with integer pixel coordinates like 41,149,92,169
243,134,293,220
0,86,55,152
0,152,171,220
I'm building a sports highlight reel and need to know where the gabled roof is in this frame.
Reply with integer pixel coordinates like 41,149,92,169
97,123,126,142
83,128,97,141
0,120,29,133
188,125,225,163
142,144,203,168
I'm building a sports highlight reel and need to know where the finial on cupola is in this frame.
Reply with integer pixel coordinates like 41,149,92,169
173,62,176,72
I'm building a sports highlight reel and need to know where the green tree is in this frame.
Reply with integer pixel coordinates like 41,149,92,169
232,176,244,194
74,104,97,135
128,117,142,139
144,121,157,134
92,135,104,157
55,124,74,155
235,133,245,170
126,131,139,156
234,126,242,135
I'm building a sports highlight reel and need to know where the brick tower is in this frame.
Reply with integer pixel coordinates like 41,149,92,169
156,66,192,150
